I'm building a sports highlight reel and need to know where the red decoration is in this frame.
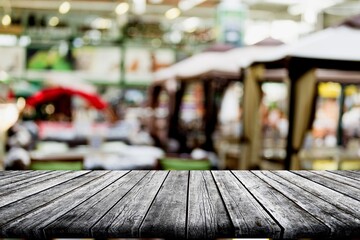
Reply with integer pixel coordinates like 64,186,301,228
26,87,108,110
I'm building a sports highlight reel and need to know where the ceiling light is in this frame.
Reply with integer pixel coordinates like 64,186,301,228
133,0,146,15
115,2,130,15
59,1,71,14
165,8,181,20
1,14,11,26
49,16,60,27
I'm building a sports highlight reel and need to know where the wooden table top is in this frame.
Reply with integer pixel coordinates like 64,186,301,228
0,170,359,239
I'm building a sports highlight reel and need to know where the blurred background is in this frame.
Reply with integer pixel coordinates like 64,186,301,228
0,0,359,171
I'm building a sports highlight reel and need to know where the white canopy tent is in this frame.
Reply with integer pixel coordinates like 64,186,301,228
285,16,360,170
154,45,290,82
150,44,290,167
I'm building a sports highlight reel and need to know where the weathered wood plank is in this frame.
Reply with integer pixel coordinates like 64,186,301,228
185,171,233,239
188,171,234,239
254,171,360,238
0,171,78,208
348,170,360,175
332,171,360,180
232,171,330,239
140,171,188,239
0,171,126,238
0,171,65,195
43,170,146,238
273,171,360,219
0,171,50,187
0,170,359,239
294,171,360,200
0,170,32,180
0,171,94,225
313,171,360,189
212,171,281,238
92,170,168,238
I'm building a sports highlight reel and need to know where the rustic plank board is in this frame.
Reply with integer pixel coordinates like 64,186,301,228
273,171,360,219
232,171,330,239
92,170,168,238
294,171,360,200
0,170,359,239
330,170,360,180
140,171,188,239
212,171,281,238
0,171,66,195
0,170,32,180
348,170,360,175
254,171,360,238
0,171,125,238
313,171,360,189
0,171,79,208
43,170,146,238
0,170,93,225
186,171,233,239
0,170,50,187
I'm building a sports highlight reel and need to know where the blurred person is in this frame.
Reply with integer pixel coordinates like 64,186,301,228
342,105,360,140
312,98,339,141
5,147,30,170
5,122,37,170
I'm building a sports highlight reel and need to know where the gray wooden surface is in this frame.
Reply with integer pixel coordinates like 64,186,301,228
0,170,359,239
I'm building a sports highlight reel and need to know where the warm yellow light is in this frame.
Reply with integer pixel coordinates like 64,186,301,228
45,104,55,115
165,8,181,20
0,103,19,132
318,82,341,98
49,16,60,27
115,2,129,15
1,14,11,26
149,0,163,4
91,18,113,29
59,1,71,14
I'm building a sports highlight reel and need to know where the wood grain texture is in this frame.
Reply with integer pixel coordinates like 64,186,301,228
0,171,123,238
186,171,233,239
313,171,360,189
232,171,330,239
0,170,93,225
44,170,145,238
0,170,359,239
0,171,64,195
212,171,281,238
0,170,33,177
140,171,187,239
329,170,360,181
294,171,360,200
0,171,80,208
92,170,168,238
273,171,360,219
253,171,360,238
0,170,31,178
